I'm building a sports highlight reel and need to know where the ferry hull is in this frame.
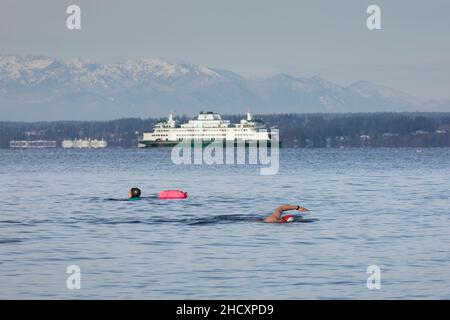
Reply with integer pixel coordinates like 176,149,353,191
138,140,280,148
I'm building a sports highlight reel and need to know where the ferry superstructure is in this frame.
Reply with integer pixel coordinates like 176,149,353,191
139,111,274,147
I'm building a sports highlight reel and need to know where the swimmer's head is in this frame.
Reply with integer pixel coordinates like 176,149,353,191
280,214,295,223
129,187,141,199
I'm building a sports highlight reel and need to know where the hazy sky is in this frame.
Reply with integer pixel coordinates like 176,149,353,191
1,0,450,100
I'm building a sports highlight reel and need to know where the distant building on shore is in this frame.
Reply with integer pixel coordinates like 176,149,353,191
9,140,57,148
62,139,107,149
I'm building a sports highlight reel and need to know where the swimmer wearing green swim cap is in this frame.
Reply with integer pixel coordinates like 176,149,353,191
128,187,141,200
264,204,309,223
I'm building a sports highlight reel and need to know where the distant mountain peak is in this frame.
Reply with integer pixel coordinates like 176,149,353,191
310,75,343,90
347,80,422,107
265,73,299,81
0,53,440,121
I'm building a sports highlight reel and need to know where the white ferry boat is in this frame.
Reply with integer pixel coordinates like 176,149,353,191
139,111,275,147
62,139,108,149
9,140,56,148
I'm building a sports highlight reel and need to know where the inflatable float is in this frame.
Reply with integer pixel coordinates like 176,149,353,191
158,190,188,199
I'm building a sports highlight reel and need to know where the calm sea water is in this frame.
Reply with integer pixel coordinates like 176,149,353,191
0,148,449,299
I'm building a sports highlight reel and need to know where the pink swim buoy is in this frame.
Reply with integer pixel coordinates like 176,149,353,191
158,190,188,199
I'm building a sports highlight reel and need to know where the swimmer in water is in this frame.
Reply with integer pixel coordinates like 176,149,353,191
128,187,141,200
264,204,309,223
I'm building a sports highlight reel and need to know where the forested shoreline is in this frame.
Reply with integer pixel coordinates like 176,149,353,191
1,112,450,148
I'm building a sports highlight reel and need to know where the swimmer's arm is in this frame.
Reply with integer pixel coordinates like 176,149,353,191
272,205,299,219
264,204,310,223
264,205,293,223
269,204,308,220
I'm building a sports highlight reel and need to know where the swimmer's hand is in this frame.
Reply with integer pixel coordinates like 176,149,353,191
296,206,309,212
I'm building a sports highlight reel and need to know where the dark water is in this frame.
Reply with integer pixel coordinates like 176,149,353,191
0,148,449,299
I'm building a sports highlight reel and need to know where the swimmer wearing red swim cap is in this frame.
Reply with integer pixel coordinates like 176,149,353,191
264,204,309,223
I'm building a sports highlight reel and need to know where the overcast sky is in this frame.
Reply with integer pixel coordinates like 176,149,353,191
1,0,449,100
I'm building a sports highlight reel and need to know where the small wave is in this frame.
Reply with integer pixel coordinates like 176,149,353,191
65,214,317,226
0,238,23,244
0,220,22,224
103,196,157,202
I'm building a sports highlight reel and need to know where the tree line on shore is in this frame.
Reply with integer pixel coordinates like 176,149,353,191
1,112,450,148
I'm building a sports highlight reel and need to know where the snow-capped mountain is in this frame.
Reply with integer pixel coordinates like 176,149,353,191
0,54,437,121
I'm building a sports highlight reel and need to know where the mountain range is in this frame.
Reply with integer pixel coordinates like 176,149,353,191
0,54,448,121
